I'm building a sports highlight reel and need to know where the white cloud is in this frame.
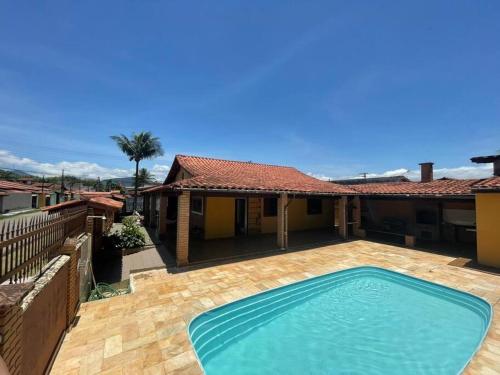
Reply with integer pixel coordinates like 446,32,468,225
310,163,494,181
150,164,170,181
0,149,132,179
0,149,172,181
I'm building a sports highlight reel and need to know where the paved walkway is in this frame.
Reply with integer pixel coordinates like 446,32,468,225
120,226,176,280
93,225,176,284
51,240,500,374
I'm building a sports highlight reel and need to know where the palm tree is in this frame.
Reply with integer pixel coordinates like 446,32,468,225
111,132,164,211
137,168,155,187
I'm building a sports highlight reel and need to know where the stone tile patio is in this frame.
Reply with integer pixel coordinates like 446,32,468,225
51,240,500,375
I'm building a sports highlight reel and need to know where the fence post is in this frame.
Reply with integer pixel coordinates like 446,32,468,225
60,238,81,329
0,283,33,375
86,208,94,235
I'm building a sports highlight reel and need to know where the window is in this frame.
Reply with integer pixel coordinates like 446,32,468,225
307,198,322,215
263,198,277,217
191,197,203,215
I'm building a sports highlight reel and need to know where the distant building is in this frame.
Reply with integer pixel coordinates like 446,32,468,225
332,175,410,185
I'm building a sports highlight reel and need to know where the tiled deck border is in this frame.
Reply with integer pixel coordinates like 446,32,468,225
51,240,500,375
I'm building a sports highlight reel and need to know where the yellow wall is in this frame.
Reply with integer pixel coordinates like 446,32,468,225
204,197,235,239
261,215,277,233
261,198,333,233
288,198,333,231
476,193,500,268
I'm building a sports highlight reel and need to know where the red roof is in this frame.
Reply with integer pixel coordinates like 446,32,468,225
79,191,126,200
348,179,481,196
147,155,355,195
0,180,44,194
471,177,500,192
88,197,124,210
41,200,86,212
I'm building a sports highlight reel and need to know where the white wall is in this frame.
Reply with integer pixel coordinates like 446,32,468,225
0,192,32,213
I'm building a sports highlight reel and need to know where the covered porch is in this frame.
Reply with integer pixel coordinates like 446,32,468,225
143,190,356,266
356,196,477,259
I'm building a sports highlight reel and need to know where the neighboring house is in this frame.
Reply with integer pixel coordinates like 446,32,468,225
123,185,160,213
42,196,124,250
142,154,500,270
0,190,32,214
0,180,47,213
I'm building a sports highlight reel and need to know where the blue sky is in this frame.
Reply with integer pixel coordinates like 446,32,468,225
0,1,498,180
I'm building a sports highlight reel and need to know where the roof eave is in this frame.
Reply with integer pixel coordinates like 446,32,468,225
173,186,354,196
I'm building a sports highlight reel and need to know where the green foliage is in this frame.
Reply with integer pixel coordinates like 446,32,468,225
103,216,145,250
110,131,164,211
0,170,23,180
137,168,155,186
119,223,146,249
122,215,139,227
110,132,164,163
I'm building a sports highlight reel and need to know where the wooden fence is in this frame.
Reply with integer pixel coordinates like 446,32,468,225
0,207,87,284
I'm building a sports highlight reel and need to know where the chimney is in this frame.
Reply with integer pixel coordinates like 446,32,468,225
419,162,434,183
470,154,500,176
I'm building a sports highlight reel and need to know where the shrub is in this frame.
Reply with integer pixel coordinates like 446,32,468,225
122,215,139,227
119,223,146,249
103,216,146,250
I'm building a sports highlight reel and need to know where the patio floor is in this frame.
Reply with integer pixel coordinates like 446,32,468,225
51,240,500,375
188,228,341,263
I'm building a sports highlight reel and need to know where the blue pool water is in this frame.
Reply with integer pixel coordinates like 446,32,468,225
189,266,492,375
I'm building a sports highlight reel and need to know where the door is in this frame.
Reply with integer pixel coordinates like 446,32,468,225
235,198,247,236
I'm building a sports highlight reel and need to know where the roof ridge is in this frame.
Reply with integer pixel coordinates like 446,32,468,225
175,154,297,169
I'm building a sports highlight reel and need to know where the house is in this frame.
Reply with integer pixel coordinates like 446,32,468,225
0,180,53,213
142,154,500,269
0,187,31,214
143,155,356,266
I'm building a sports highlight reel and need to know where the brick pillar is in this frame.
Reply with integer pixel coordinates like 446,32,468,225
277,193,288,249
0,283,33,375
158,194,168,239
60,237,81,328
338,196,348,240
86,207,94,234
176,192,190,266
352,196,366,238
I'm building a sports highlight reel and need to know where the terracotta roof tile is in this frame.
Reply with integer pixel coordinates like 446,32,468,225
41,200,86,212
348,179,480,196
0,180,44,194
471,177,500,192
148,155,355,195
79,191,126,200
88,197,124,210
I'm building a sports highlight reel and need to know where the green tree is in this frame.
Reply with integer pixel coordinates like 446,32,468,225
111,132,164,211
137,168,155,187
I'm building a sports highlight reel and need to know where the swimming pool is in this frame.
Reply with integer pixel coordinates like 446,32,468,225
189,266,492,374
